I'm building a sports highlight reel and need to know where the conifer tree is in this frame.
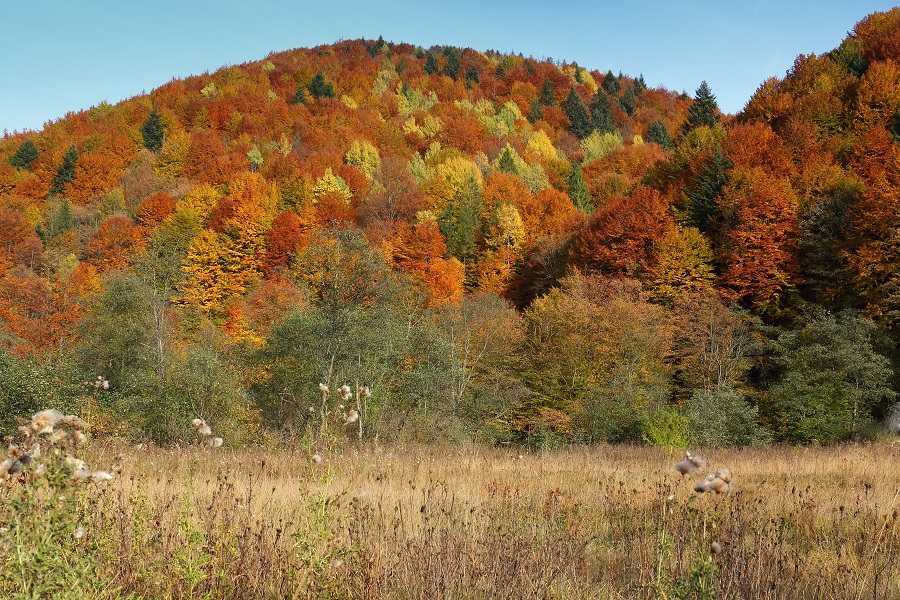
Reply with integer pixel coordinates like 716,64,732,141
140,107,166,152
51,144,78,196
602,70,620,96
424,53,438,75
683,148,731,234
568,159,593,212
682,81,721,134
619,86,636,116
51,199,73,237
498,146,518,175
647,120,673,150
443,47,461,79
528,98,543,124
9,138,39,170
291,85,308,105
565,88,593,139
465,66,479,87
308,72,336,99
539,77,555,106
590,90,615,134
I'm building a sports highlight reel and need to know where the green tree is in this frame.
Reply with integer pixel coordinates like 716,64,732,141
770,309,896,443
140,107,166,152
602,70,620,96
439,176,483,265
564,88,592,139
684,386,769,447
567,159,592,212
50,199,73,238
291,85,308,105
539,77,555,106
618,86,636,116
590,90,615,134
10,138,39,170
527,97,543,123
424,53,438,75
497,145,518,175
682,147,731,234
682,81,721,134
442,47,461,79
308,72,336,99
465,66,479,87
646,120,672,150
50,144,78,196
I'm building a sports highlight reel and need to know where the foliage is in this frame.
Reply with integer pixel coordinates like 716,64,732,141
684,386,770,447
10,138,40,170
140,107,166,152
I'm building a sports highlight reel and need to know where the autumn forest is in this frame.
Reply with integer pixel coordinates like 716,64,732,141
3,10,900,449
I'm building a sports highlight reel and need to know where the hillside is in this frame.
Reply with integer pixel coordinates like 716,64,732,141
1,11,899,447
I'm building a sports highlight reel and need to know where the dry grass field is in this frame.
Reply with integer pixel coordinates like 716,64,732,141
2,441,898,599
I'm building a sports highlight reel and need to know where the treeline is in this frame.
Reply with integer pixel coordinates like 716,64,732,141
2,12,900,446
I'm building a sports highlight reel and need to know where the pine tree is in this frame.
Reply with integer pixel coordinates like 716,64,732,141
308,72,336,99
527,98,543,124
539,77,555,106
424,53,438,75
140,107,166,152
618,86,636,116
683,148,731,234
498,145,518,175
291,85,308,105
50,144,78,196
495,62,506,79
565,88,592,139
568,159,593,212
443,47,461,79
647,120,673,150
590,90,615,134
51,199,73,237
465,66,479,87
682,81,721,134
635,74,647,94
9,138,39,170
602,70,620,96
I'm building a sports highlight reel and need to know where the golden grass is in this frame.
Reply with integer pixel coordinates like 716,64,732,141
51,443,900,598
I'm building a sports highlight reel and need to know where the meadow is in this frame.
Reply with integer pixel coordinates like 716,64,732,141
2,440,897,599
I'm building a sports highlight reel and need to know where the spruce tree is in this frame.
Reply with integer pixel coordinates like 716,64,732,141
308,72,336,99
539,77,555,106
618,86,636,116
442,47,461,79
465,66,479,87
635,74,647,94
568,159,593,212
683,148,731,234
423,53,438,75
565,88,592,139
495,63,506,79
498,145,518,175
140,107,166,152
527,98,543,124
590,90,615,134
646,120,673,150
51,199,73,237
291,85,308,105
10,138,39,170
602,70,620,96
682,81,721,134
50,144,78,196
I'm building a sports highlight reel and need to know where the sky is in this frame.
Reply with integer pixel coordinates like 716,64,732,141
2,1,897,134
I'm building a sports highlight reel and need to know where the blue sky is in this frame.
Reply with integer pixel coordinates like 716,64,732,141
2,1,896,133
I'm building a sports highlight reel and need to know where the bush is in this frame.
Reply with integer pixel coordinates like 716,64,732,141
641,408,689,451
684,386,770,447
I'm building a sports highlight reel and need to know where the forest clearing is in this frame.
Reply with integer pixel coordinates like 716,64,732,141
1,438,897,599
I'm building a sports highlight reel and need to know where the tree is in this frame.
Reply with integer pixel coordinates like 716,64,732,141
291,85,308,105
442,47,461,79
140,107,166,152
423,53,438,75
684,386,769,447
770,309,896,443
602,70,620,96
646,120,672,150
10,139,39,170
564,88,592,139
567,159,592,212
539,77,555,106
308,72,336,99
682,81,721,134
590,90,615,135
50,144,78,196
618,86,636,116
682,147,731,234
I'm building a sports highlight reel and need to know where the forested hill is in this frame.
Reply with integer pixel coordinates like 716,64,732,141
1,9,899,447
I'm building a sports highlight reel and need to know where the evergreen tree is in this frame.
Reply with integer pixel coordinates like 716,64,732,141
140,107,166,152
527,98,543,124
495,62,506,79
498,145,518,175
590,90,615,134
465,66,480,87
564,88,592,139
602,70,620,96
9,138,39,170
646,120,673,150
50,144,78,196
682,81,721,134
539,77,555,106
291,85,308,105
50,199,73,237
423,53,438,75
618,86,636,116
573,66,584,84
634,74,647,94
442,47,461,79
568,160,593,212
308,72,336,99
683,148,731,234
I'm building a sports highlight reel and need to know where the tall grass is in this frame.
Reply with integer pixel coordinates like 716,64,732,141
2,442,897,599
